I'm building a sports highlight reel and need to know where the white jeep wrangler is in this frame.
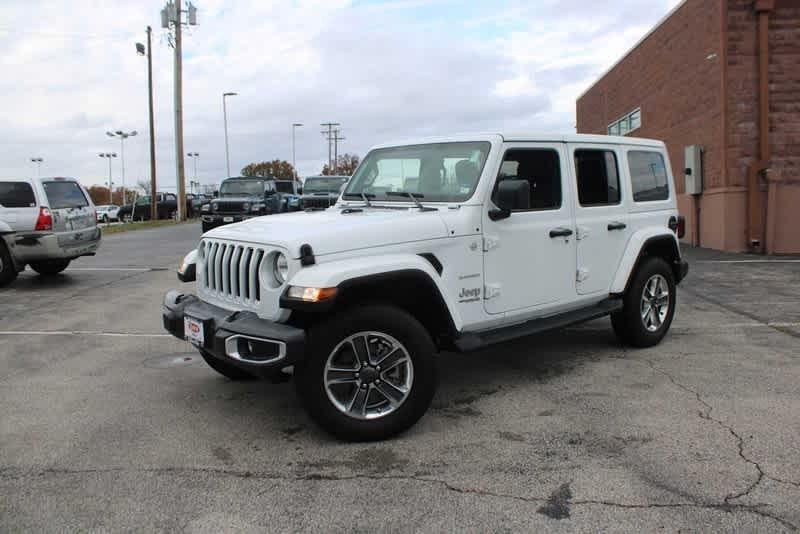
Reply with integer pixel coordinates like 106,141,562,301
163,133,688,441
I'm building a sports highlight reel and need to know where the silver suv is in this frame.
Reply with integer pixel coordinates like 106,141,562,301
0,177,101,286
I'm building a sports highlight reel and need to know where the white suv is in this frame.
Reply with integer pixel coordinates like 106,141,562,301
0,177,101,286
163,133,688,441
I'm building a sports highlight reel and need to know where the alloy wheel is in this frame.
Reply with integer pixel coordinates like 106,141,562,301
324,331,414,420
641,274,670,332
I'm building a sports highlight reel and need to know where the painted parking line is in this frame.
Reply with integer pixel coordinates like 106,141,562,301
65,267,169,272
695,260,800,264
0,330,172,338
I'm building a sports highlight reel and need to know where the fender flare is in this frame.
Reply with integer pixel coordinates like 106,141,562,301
285,254,463,331
610,229,680,294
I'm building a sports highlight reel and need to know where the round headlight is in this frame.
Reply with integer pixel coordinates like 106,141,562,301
211,202,218,212
242,202,250,211
273,253,289,284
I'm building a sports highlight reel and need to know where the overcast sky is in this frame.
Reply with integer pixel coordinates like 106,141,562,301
0,0,681,191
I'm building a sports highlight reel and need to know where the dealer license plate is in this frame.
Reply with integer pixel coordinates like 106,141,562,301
184,315,204,346
223,216,233,222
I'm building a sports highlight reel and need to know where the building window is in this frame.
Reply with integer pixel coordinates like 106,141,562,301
628,150,669,201
608,108,641,136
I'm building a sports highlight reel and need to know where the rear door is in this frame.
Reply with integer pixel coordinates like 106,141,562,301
568,144,631,295
0,180,40,231
41,180,96,242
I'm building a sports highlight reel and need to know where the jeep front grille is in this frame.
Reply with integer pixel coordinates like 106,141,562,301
200,239,265,304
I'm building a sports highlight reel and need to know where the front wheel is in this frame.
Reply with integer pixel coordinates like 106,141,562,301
295,305,437,441
29,259,71,276
611,256,676,347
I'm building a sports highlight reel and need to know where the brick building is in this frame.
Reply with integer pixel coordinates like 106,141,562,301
577,0,799,253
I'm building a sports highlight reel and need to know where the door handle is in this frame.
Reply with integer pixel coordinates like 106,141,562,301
607,221,627,231
549,227,574,238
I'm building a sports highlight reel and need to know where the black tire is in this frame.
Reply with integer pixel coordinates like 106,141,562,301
29,259,71,276
295,304,437,441
102,214,109,224
0,241,18,287
611,256,676,348
199,350,257,381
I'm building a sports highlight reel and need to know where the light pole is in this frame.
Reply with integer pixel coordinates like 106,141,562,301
30,157,43,178
98,153,117,204
106,130,137,205
187,152,199,185
292,123,303,180
136,27,158,222
223,92,237,177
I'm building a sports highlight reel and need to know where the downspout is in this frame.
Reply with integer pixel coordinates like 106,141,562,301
747,0,773,253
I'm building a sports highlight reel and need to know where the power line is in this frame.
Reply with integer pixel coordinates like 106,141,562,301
320,122,340,173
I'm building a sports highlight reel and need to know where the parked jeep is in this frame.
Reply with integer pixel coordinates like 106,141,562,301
299,175,348,210
200,177,282,233
117,192,180,222
164,133,688,441
275,180,303,212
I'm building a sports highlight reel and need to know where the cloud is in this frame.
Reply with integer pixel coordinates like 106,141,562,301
0,0,682,191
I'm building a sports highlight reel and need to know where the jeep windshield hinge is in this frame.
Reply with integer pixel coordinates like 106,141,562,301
484,283,501,300
482,235,499,252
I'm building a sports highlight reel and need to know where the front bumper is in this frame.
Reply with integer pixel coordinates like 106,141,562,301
201,213,272,229
162,290,306,377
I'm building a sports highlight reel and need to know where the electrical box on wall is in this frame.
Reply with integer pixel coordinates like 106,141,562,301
684,145,703,195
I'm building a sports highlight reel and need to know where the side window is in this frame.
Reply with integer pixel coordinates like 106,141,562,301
495,149,562,210
628,151,669,201
0,181,36,207
574,149,620,206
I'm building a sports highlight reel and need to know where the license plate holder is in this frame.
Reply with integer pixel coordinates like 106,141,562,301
223,216,233,222
184,315,205,347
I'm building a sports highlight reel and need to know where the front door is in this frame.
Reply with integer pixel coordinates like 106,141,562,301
482,143,576,315
568,144,631,295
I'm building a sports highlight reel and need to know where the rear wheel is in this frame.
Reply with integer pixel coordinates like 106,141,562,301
0,242,18,287
295,304,437,441
29,259,71,276
611,256,676,347
199,350,257,381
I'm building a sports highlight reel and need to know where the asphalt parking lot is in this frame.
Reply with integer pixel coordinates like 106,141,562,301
1,223,798,532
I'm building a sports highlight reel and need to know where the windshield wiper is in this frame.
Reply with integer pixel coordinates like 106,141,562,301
342,192,375,207
385,191,436,211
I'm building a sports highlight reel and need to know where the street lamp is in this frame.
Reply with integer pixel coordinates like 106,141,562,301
98,153,117,204
30,157,43,178
106,130,137,204
292,123,303,180
223,92,237,177
137,26,158,222
187,152,199,188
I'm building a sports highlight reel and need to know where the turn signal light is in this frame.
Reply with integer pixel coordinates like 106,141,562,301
35,207,53,231
286,286,337,302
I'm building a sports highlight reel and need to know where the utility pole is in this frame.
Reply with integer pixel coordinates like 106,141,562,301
137,27,158,221
162,1,198,221
320,122,340,174
332,129,345,175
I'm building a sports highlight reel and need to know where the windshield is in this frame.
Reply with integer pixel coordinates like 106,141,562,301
274,181,296,194
304,177,347,193
220,180,264,197
42,181,89,209
344,142,490,202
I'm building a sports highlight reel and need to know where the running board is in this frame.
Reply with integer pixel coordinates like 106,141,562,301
453,298,623,352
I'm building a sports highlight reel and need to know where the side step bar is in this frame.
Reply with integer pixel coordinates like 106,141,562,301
453,298,623,352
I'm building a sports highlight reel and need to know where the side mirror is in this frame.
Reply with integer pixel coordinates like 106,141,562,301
264,189,275,197
489,179,530,221
297,186,303,195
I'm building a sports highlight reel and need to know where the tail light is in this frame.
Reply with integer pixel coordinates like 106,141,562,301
668,215,686,239
35,207,53,231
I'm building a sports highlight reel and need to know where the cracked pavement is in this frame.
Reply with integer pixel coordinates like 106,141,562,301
1,223,799,532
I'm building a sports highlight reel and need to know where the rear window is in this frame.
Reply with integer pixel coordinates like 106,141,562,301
42,181,89,209
628,150,669,201
0,181,36,208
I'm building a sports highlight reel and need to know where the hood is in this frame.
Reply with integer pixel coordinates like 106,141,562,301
205,207,449,258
